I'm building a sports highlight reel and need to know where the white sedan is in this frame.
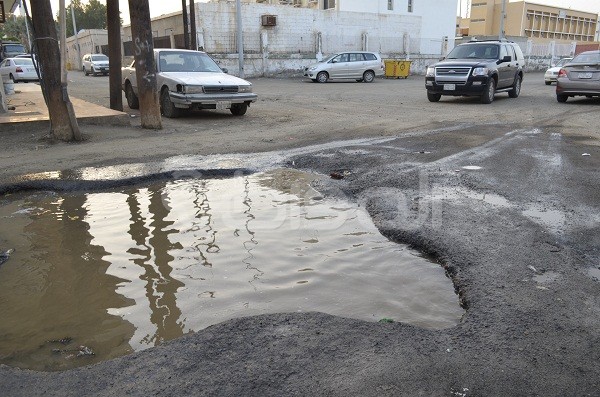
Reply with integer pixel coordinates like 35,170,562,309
0,57,38,83
122,49,257,118
544,57,572,85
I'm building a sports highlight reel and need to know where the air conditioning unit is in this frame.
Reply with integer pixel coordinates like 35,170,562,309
261,14,277,27
293,0,302,6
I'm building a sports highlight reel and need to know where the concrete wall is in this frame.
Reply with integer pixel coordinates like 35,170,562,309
192,1,454,76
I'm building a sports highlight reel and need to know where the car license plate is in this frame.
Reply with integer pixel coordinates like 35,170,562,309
216,101,231,110
579,72,593,79
444,84,456,91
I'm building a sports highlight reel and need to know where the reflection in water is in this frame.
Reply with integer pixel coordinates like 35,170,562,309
0,169,463,371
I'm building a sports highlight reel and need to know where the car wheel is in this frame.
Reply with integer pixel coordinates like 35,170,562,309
316,71,328,83
545,81,551,86
160,87,181,118
230,103,248,116
427,92,441,102
481,78,496,104
125,82,139,110
83,67,88,76
508,76,521,98
556,94,568,103
92,69,98,77
362,70,375,83
9,73,17,83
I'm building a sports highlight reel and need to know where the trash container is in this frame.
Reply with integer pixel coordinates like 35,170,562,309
384,60,411,79
3,79,14,95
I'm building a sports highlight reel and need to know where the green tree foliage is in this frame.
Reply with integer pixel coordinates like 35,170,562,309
57,0,107,37
0,15,30,49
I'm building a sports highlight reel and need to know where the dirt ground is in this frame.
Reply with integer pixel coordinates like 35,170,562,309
0,73,599,396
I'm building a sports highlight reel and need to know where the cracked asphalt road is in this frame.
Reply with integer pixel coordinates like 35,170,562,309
0,74,599,396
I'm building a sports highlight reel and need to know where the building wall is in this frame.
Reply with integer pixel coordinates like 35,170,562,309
122,0,456,76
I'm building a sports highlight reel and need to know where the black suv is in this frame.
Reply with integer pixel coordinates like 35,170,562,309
425,39,525,104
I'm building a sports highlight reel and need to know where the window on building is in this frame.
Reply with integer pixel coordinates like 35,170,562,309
407,0,413,12
388,0,393,11
324,0,335,9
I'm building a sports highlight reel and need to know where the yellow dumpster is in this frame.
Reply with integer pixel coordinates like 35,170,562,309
384,60,411,79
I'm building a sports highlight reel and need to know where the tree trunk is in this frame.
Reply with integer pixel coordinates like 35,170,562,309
128,0,162,130
30,0,81,141
107,0,123,111
182,0,190,50
189,0,197,51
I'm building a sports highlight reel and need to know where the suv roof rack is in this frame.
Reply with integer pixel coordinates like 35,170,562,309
468,38,513,43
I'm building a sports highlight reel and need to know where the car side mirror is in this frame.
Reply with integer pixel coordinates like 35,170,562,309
221,67,228,73
501,55,511,63
331,59,338,63
439,56,446,61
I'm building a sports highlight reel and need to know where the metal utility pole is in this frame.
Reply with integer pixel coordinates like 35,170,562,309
71,3,81,69
19,0,32,52
107,0,122,111
128,0,162,129
236,0,244,78
30,0,81,141
181,0,189,49
499,0,507,40
189,0,197,50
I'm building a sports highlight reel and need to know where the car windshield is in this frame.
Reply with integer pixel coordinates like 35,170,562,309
321,54,339,63
158,51,222,73
570,53,600,65
92,55,108,62
554,58,572,67
13,58,34,65
447,44,499,59
4,44,25,52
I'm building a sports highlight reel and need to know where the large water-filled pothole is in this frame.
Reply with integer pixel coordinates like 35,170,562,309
0,169,463,371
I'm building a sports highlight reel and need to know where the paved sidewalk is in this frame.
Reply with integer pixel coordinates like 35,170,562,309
0,82,130,133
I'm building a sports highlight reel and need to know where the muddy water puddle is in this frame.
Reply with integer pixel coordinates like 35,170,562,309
0,169,463,371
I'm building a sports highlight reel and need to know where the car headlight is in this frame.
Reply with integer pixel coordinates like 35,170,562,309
182,85,204,94
472,67,489,76
308,66,318,71
238,85,253,93
426,66,435,77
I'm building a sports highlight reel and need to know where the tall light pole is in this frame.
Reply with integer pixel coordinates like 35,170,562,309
499,0,507,40
236,0,244,78
71,3,81,69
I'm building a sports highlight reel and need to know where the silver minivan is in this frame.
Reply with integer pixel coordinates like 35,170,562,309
304,51,384,83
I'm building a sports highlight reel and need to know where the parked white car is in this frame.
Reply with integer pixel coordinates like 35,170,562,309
303,51,385,83
82,53,109,76
122,49,257,118
544,57,572,85
0,57,38,83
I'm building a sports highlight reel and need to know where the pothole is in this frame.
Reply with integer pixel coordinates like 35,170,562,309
0,168,463,371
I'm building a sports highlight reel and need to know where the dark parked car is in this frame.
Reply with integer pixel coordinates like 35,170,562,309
425,39,525,104
555,50,600,103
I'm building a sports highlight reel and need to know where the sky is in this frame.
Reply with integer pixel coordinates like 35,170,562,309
14,0,600,23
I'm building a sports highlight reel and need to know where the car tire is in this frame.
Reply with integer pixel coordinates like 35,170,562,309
83,67,88,76
545,81,551,86
9,73,17,83
481,78,496,104
230,103,248,116
556,94,568,103
316,71,328,83
427,92,441,102
160,87,181,118
362,70,375,83
508,76,521,98
92,69,98,77
125,82,139,110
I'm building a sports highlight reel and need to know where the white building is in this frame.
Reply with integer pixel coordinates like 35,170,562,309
65,29,108,71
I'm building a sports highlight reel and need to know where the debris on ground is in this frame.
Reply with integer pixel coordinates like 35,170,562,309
0,249,14,266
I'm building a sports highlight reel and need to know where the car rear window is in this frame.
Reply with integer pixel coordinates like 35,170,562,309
571,53,600,64
13,58,34,65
